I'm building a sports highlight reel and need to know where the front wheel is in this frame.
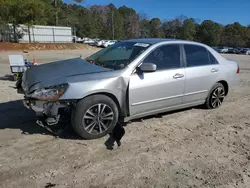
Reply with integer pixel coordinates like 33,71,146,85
204,83,225,109
72,95,119,139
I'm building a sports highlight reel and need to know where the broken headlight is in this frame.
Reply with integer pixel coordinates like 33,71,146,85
28,84,68,101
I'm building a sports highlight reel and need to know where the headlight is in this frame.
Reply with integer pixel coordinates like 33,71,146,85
28,84,68,101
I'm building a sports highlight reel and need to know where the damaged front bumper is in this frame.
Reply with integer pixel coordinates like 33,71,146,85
23,99,44,113
23,99,70,125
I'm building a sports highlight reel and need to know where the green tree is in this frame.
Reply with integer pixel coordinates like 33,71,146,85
110,9,125,39
101,4,124,40
0,0,49,25
161,19,181,38
139,19,150,38
197,20,222,46
0,0,51,42
149,18,164,38
246,25,250,47
118,6,140,39
78,8,96,38
220,22,246,47
178,18,196,40
53,0,83,26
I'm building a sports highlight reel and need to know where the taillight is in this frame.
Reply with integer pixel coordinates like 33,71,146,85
236,64,240,74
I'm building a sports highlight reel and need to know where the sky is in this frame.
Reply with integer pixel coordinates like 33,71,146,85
65,0,250,26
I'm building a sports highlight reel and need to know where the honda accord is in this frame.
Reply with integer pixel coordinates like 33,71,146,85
18,39,240,139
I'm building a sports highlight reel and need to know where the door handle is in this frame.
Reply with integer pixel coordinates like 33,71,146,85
173,73,184,79
211,68,219,73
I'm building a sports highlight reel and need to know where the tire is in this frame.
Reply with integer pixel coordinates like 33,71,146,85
204,83,225,109
72,95,119,139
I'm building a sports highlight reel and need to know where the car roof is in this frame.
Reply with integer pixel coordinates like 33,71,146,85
125,38,177,44
124,38,211,47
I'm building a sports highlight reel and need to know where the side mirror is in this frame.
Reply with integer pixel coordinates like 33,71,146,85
139,63,157,72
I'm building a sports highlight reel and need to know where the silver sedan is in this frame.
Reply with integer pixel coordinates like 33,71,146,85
19,39,240,139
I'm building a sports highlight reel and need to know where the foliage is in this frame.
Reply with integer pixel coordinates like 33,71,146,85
220,22,247,47
119,6,140,38
196,20,222,46
161,19,181,38
0,0,49,25
178,18,197,41
148,18,164,38
0,0,249,47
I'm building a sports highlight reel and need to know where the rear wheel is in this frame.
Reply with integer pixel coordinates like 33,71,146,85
72,95,119,139
204,83,225,109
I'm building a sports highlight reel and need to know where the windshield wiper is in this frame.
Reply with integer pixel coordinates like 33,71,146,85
86,58,104,67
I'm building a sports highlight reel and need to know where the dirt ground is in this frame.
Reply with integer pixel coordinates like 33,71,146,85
0,51,250,188
0,42,95,52
0,49,98,77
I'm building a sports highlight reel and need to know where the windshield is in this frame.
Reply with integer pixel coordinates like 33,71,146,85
85,41,151,70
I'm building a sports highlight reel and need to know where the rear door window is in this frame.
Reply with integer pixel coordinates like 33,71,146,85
184,44,211,67
208,51,218,64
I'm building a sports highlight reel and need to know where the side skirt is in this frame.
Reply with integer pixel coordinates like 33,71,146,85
124,100,205,122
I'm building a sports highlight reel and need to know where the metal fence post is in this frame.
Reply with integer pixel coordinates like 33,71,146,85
52,27,55,43
28,26,31,43
73,27,76,43
8,25,10,42
32,26,35,42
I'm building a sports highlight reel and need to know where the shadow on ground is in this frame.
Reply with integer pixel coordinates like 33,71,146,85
0,99,205,142
0,74,15,81
0,100,81,140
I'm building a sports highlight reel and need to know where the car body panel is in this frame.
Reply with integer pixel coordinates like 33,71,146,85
21,58,112,93
129,68,185,116
22,63,130,116
124,100,205,122
215,46,229,53
183,64,220,103
240,48,250,55
102,40,117,47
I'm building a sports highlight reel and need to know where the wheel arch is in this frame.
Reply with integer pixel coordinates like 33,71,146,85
81,92,124,118
217,80,229,96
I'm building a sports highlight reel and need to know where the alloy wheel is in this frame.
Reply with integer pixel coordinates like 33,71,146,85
211,87,225,108
82,103,114,135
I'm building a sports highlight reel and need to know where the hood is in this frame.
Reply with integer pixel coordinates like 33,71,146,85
22,58,111,92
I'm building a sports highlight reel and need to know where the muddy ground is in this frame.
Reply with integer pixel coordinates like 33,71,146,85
0,51,250,188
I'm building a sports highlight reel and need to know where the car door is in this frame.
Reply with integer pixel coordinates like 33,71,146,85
182,44,220,104
129,44,185,116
